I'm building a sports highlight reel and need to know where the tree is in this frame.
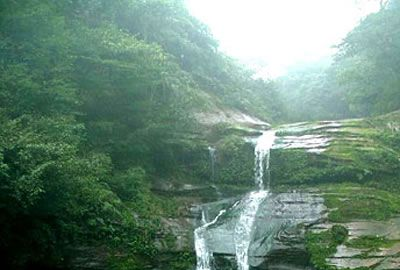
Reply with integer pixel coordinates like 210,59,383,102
334,0,400,116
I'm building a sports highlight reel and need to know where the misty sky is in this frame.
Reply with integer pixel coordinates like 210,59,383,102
185,0,381,77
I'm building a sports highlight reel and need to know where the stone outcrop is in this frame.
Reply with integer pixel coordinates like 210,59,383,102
197,192,326,269
321,218,400,270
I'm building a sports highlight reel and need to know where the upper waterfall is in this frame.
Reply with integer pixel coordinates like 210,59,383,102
254,130,276,190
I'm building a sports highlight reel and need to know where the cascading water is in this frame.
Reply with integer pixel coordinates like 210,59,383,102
254,131,276,190
194,146,221,270
194,130,276,270
234,130,276,270
234,190,268,270
195,209,226,270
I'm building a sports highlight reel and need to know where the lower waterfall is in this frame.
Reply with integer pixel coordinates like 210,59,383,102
195,130,276,270
234,190,269,270
234,130,276,270
194,209,226,270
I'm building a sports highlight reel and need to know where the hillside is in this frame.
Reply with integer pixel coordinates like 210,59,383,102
1,1,400,270
0,0,283,268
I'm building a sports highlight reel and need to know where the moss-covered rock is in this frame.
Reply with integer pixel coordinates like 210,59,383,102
306,225,348,270
215,135,254,186
322,184,400,222
271,116,400,192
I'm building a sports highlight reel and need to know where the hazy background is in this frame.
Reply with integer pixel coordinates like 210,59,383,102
185,0,381,77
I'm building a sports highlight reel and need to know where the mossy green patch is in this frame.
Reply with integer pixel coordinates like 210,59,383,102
320,184,400,222
273,116,400,194
107,251,196,270
346,236,399,250
271,149,363,187
215,135,254,186
306,225,348,270
167,251,196,270
108,254,147,270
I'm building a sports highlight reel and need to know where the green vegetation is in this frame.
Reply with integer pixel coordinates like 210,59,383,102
277,1,400,120
108,251,195,270
276,60,352,122
346,236,398,250
216,135,254,186
306,225,348,270
323,184,400,222
1,0,400,269
275,116,400,270
0,0,283,268
304,183,400,270
334,0,400,116
272,116,400,193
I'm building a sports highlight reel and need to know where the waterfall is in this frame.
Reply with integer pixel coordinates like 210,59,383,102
235,130,276,270
194,130,276,270
254,131,276,190
208,146,216,181
234,190,269,270
201,210,207,225
195,209,226,270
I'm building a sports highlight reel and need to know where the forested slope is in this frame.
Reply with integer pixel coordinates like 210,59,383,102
277,0,400,122
2,0,400,269
0,0,283,268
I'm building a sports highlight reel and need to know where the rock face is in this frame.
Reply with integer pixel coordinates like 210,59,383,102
197,192,326,269
195,108,270,130
154,113,400,270
320,218,400,270
69,246,108,270
345,218,400,240
156,217,196,252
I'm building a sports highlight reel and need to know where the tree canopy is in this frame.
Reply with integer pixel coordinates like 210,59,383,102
277,0,400,120
0,0,283,268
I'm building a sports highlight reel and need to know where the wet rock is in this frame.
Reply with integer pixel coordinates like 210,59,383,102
376,257,400,270
328,257,382,269
69,246,108,270
313,218,400,269
156,217,195,252
197,193,326,268
332,244,365,258
194,108,270,130
345,218,400,240
274,134,332,153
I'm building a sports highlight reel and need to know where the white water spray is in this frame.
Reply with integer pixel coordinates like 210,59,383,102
235,130,276,270
254,130,276,190
234,190,268,270
194,130,276,270
194,209,226,270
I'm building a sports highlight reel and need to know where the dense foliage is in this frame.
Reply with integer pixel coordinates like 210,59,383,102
0,0,282,268
277,0,400,121
334,0,400,116
2,0,400,268
276,61,352,122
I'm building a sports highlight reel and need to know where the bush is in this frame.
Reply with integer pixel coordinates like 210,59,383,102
108,167,147,202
